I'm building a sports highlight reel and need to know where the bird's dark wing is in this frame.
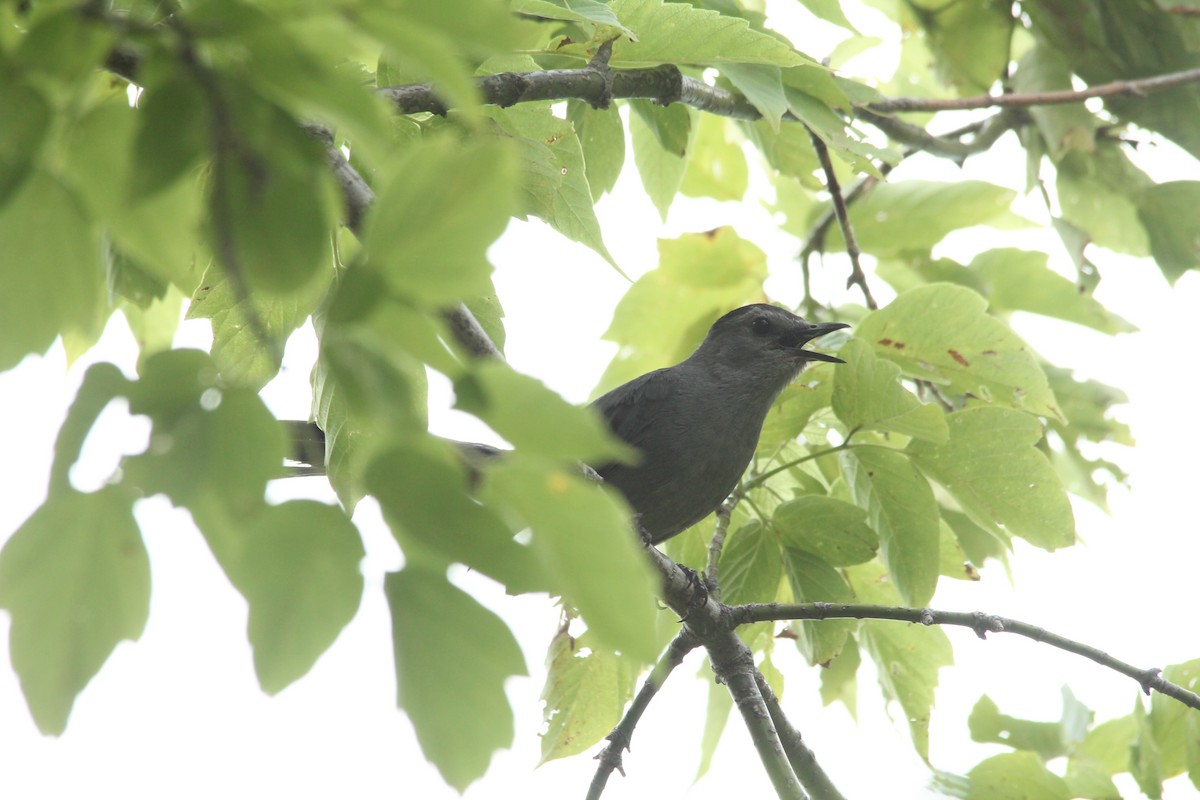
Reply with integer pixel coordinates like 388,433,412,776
590,367,677,456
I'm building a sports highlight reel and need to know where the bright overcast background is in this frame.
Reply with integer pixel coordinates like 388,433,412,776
3,3,1200,798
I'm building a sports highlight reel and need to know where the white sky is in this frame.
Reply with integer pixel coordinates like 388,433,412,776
4,2,1200,798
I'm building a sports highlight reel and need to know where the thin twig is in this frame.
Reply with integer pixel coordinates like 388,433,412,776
807,128,876,310
866,65,1200,113
705,496,738,597
735,603,1200,711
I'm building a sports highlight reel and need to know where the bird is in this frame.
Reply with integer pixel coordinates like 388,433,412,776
590,304,847,543
286,304,848,544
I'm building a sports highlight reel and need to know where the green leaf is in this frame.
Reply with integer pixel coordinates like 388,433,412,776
203,500,365,694
630,99,692,156
909,407,1075,551
840,444,939,606
209,89,340,294
965,752,1071,800
512,0,634,36
608,0,813,66
718,520,782,604
1013,46,1095,161
455,361,631,463
485,101,616,266
0,81,52,205
630,103,689,221
1150,660,1200,779
781,547,854,665
367,446,545,593
1056,147,1151,257
832,338,949,443
596,228,768,392
722,63,788,129
0,485,150,734
855,283,1062,420
485,457,660,662
386,567,527,791
695,668,734,780
757,373,836,455
0,170,104,370
539,628,637,763
365,135,518,303
968,695,1067,759
1138,181,1200,283
829,180,1031,256
567,101,626,201
915,0,1013,92
849,562,952,761
773,496,879,567
130,74,212,199
786,87,889,174
1132,698,1163,798
63,99,204,292
819,637,860,714
680,114,749,201
187,261,334,390
47,363,131,495
795,0,860,32
970,249,1136,334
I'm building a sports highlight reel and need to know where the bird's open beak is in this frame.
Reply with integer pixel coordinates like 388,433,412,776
790,321,850,363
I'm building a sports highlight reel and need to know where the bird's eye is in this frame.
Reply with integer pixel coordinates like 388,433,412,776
751,317,771,336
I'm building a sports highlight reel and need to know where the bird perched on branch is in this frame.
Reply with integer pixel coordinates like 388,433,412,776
591,304,847,544
287,304,847,544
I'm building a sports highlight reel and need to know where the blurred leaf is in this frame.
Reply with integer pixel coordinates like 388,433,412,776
130,74,212,199
0,81,51,206
196,499,364,694
1150,660,1200,778
969,249,1136,334
855,283,1062,420
909,407,1075,551
539,628,637,763
829,181,1031,256
386,567,526,791
1138,181,1200,283
718,520,782,604
47,363,130,495
63,100,204,292
1013,46,1095,161
833,338,949,443
964,752,1071,799
596,229,768,393
681,114,749,201
630,103,689,220
773,496,879,567
367,446,545,593
0,171,104,370
513,0,633,36
819,636,860,714
914,0,1012,92
781,547,854,665
365,135,518,303
757,371,836,455
609,0,813,66
456,361,631,463
795,0,860,32
695,668,735,780
1131,697,1163,798
209,87,340,294
485,457,660,662
840,444,939,606
1056,146,1151,258
567,101,626,201
968,695,1068,759
630,99,692,156
0,485,149,735
187,261,334,390
849,562,952,761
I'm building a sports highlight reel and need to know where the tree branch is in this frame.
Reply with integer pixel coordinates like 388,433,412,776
735,603,1200,711
865,65,1200,113
756,673,846,800
807,127,876,310
587,630,700,800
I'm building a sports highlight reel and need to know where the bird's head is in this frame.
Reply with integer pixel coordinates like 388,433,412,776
691,304,849,390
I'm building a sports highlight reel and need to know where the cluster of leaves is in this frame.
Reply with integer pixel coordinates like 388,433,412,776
1,0,1199,797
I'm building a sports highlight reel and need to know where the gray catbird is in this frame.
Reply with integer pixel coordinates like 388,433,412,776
591,304,847,543
286,304,847,544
